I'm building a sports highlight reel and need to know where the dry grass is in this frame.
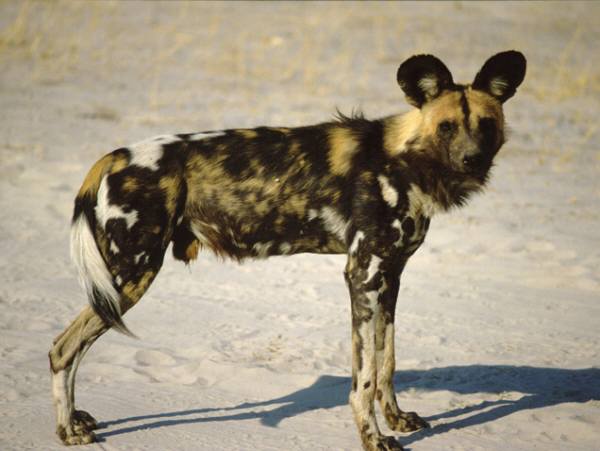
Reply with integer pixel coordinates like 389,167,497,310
2,2,597,97
528,23,600,103
1,1,598,163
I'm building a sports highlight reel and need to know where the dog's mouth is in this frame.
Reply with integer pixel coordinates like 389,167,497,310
461,155,494,182
462,155,482,172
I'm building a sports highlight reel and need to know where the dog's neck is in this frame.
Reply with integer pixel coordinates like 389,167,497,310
401,151,487,213
382,110,423,156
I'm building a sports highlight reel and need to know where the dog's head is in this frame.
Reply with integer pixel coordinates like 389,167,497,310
397,51,526,179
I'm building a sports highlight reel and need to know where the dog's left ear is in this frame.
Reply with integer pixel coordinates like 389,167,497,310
472,51,526,103
397,54,454,108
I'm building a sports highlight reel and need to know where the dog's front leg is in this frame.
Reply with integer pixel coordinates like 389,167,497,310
376,269,430,433
345,249,403,451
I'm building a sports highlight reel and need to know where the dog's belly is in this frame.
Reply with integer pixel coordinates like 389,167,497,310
187,213,346,259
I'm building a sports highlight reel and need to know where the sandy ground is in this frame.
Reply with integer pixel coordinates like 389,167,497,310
1,1,599,450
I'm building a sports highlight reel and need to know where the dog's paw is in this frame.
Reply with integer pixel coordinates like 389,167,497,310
375,435,404,451
391,411,430,433
73,410,98,431
57,425,97,446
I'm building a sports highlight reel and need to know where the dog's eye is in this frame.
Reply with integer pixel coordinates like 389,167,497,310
478,117,497,146
438,120,456,135
479,117,496,137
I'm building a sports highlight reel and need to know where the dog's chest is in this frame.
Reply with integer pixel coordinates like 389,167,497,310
366,173,436,257
390,212,430,257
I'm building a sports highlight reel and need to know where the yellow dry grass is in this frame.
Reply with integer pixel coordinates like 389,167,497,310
1,1,598,173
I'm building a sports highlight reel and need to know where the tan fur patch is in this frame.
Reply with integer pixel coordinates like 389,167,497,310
328,127,359,176
49,306,105,372
281,194,308,216
420,90,464,136
238,129,258,139
422,88,504,136
185,154,240,211
94,232,111,266
77,154,115,198
185,239,200,261
190,221,233,260
158,175,181,216
465,87,504,131
383,109,422,156
122,270,155,306
111,154,128,173
122,176,139,193
321,185,342,204
289,141,301,158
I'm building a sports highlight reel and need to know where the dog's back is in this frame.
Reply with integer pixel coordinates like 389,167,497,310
178,123,354,260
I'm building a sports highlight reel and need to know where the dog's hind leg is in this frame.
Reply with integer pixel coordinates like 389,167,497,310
49,306,108,444
49,256,164,445
50,145,185,445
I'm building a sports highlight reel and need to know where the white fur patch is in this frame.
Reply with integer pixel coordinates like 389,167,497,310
190,223,210,247
490,77,509,98
366,255,382,285
279,242,292,254
365,290,380,308
418,75,439,97
67,341,92,416
70,215,121,318
348,296,380,433
128,135,180,171
391,219,403,246
188,131,226,141
252,241,272,258
377,175,398,208
407,183,440,217
349,231,365,255
110,241,119,254
376,323,396,392
96,176,138,229
51,369,71,428
320,207,349,241
134,252,146,265
349,319,378,412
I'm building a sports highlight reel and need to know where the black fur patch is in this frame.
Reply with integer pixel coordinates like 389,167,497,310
472,50,527,102
397,54,454,107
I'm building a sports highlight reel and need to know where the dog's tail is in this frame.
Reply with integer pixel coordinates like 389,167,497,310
70,153,135,337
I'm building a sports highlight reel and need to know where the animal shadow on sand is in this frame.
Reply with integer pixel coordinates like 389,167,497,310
97,365,600,445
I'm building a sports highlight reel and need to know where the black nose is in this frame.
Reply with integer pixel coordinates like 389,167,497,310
462,154,480,167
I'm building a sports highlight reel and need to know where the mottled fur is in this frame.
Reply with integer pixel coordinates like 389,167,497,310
49,51,526,450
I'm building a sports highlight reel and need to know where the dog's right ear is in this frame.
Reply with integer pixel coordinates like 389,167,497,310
397,54,454,108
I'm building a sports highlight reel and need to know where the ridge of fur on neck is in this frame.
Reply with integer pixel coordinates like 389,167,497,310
383,109,422,156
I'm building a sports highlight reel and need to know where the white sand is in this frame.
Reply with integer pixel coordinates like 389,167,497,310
1,2,599,450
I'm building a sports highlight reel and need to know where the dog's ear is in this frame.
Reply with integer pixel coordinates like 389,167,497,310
397,55,454,108
472,51,526,103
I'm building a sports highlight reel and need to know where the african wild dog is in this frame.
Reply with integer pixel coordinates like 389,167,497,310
49,51,526,450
